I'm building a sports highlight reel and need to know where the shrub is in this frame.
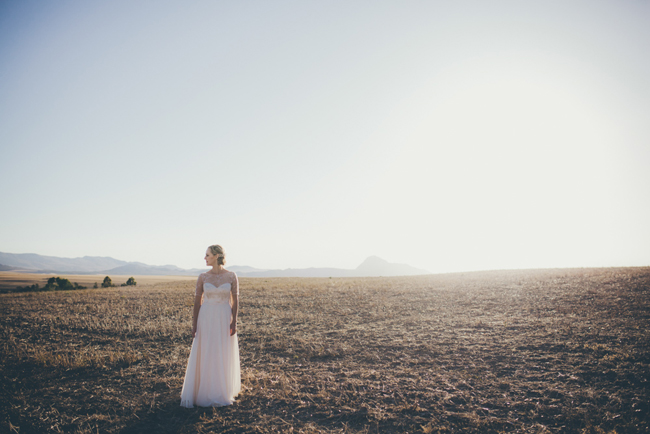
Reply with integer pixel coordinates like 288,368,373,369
126,277,137,286
43,277,86,291
101,276,113,288
11,278,86,293
5,283,40,293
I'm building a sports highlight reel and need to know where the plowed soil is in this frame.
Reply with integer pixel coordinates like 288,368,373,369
1,267,648,433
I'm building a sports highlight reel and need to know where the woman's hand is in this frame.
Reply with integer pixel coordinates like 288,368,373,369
230,320,237,336
191,324,197,338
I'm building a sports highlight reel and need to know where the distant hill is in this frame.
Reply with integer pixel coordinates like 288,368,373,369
228,265,269,274
239,267,355,278
104,263,199,276
354,255,428,276
237,256,429,277
0,252,127,273
0,252,429,277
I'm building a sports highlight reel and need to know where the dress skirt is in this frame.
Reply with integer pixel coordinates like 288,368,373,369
180,301,241,407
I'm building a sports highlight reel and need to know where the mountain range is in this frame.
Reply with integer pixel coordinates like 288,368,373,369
0,252,429,277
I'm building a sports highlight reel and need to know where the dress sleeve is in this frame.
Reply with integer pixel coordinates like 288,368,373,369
195,273,204,297
231,272,239,298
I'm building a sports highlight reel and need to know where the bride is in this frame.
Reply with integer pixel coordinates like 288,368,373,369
180,244,241,407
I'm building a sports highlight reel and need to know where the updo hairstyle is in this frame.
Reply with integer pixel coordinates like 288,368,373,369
208,244,226,265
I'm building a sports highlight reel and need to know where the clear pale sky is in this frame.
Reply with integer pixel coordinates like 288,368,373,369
1,1,649,273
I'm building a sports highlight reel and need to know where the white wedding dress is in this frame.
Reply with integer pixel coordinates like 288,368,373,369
180,271,241,407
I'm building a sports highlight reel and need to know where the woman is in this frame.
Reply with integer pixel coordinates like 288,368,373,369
180,244,241,407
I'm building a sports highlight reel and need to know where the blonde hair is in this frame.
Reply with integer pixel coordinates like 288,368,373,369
208,244,226,265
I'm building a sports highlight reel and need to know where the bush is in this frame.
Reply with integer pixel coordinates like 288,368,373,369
44,277,85,291
126,277,137,286
93,282,98,289
6,283,40,293
10,278,86,293
45,277,74,291
101,276,113,288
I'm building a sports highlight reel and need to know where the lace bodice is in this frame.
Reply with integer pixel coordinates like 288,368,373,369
196,271,239,305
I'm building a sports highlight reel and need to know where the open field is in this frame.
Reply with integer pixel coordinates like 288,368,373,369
1,268,649,433
0,271,196,290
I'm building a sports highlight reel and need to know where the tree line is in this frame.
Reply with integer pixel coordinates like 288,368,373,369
3,276,137,293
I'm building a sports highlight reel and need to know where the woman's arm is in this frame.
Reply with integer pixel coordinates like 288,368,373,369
230,273,239,336
192,275,204,338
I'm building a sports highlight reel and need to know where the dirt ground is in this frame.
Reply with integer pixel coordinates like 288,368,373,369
1,267,648,433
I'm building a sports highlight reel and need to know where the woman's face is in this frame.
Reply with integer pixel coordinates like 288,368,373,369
205,249,218,267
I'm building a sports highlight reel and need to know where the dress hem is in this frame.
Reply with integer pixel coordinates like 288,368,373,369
180,397,237,408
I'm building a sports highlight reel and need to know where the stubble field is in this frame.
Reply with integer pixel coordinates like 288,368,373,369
1,267,649,433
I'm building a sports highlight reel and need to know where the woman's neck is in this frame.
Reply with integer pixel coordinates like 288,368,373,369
210,265,225,274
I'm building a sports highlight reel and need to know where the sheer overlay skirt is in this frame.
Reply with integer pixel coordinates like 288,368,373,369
180,303,241,407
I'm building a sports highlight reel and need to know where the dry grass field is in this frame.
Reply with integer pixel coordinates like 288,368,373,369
1,268,648,433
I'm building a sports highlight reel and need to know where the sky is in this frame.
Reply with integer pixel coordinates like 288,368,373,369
1,0,649,273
